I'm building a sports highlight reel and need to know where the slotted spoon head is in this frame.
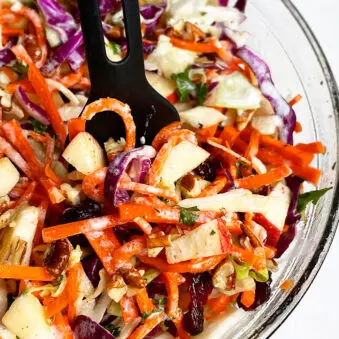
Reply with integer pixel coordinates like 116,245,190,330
77,0,179,146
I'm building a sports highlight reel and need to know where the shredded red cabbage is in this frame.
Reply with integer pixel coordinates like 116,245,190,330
235,0,247,12
0,48,15,68
104,146,156,206
73,315,116,339
285,175,303,225
67,46,85,73
219,0,229,6
15,86,50,125
140,1,167,37
37,0,77,43
216,22,248,48
128,157,151,183
41,29,84,75
236,46,296,144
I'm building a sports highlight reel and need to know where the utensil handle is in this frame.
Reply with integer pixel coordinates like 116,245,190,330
122,0,145,77
77,0,108,89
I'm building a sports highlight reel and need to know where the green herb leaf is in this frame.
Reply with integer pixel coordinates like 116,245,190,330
11,62,28,76
249,269,269,283
103,324,120,337
171,68,196,102
142,309,157,320
235,161,249,178
196,82,208,105
296,187,333,213
31,119,48,135
332,162,336,170
210,230,216,236
107,41,121,55
154,296,168,305
179,206,199,226
22,1,35,8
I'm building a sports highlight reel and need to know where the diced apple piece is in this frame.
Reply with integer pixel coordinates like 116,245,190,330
179,106,226,128
166,220,229,263
262,182,291,231
159,141,209,189
251,115,283,135
146,71,176,99
0,158,20,198
0,206,39,266
205,72,262,110
62,132,105,175
2,294,54,339
179,189,282,215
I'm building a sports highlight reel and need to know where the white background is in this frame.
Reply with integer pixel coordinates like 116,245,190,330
273,1,339,338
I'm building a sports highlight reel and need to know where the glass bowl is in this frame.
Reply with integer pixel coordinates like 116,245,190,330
196,1,339,338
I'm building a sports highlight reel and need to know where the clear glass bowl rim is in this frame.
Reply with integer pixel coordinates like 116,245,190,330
254,0,339,337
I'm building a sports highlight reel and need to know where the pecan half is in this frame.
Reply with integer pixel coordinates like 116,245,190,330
44,239,71,278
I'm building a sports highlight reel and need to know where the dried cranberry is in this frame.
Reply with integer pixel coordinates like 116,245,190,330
239,275,272,311
183,273,213,335
275,224,296,258
183,303,204,336
62,200,102,223
146,277,167,299
194,159,216,182
164,320,177,337
82,255,103,288
113,224,143,244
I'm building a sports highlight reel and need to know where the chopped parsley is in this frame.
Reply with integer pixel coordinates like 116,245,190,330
154,296,167,305
196,82,208,105
296,187,333,213
179,206,199,226
171,68,208,104
160,321,169,332
11,62,28,76
141,309,158,320
31,119,48,135
103,324,120,337
332,162,336,170
210,230,216,236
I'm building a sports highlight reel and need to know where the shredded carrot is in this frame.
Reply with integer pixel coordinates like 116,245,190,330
207,294,231,314
138,254,227,273
12,45,67,149
81,98,136,151
10,3,47,68
163,272,179,318
280,279,294,290
294,121,302,133
86,229,121,276
295,142,326,154
118,202,218,226
197,177,227,197
288,94,302,107
120,295,139,324
5,79,34,94
230,246,266,271
45,162,64,186
58,66,85,88
253,213,281,246
82,167,107,203
16,181,37,205
241,128,314,166
52,312,73,339
244,129,260,160
129,312,166,339
43,290,68,319
135,288,155,314
1,25,25,36
240,289,256,308
219,125,241,147
235,165,292,189
0,264,53,281
264,246,277,259
42,214,125,243
68,118,86,141
133,217,152,235
152,122,183,150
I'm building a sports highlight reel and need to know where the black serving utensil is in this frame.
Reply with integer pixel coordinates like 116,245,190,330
77,0,179,146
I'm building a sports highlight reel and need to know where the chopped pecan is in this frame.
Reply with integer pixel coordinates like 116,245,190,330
119,267,146,289
180,173,196,191
147,232,172,248
168,22,205,42
212,259,236,291
44,239,71,278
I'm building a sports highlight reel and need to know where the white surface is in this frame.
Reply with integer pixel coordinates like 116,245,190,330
273,1,339,338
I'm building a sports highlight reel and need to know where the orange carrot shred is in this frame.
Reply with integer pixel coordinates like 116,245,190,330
0,264,53,281
120,296,139,324
294,121,302,133
288,94,302,107
135,288,155,314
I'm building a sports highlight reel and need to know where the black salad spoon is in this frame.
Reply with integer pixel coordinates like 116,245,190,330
77,0,179,146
